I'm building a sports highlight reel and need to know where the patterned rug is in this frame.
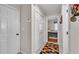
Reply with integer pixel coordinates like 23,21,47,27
40,42,59,54
48,37,58,42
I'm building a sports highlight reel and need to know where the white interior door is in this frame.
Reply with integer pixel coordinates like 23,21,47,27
0,5,20,54
0,6,8,53
7,6,20,54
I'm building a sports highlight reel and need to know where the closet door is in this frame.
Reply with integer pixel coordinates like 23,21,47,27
0,6,8,53
7,6,20,54
0,5,20,54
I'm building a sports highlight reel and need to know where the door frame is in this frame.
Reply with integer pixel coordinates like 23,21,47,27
62,4,69,54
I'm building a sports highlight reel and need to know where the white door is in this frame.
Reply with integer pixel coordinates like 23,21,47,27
7,6,20,54
0,5,20,54
0,6,8,53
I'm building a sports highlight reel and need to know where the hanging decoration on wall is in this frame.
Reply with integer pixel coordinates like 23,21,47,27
71,4,79,16
60,16,62,24
70,16,77,22
70,4,79,22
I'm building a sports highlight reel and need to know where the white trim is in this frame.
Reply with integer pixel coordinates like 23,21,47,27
20,49,32,54
62,4,69,54
36,42,46,54
57,16,63,54
20,50,26,54
45,17,48,43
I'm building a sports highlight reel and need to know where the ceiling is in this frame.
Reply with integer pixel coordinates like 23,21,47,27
38,4,62,16
8,4,62,16
48,18,57,23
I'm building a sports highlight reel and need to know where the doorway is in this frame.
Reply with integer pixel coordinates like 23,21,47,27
48,18,58,43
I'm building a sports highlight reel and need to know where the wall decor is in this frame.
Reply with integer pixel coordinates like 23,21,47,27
60,16,62,24
71,4,79,16
70,4,79,22
70,16,77,22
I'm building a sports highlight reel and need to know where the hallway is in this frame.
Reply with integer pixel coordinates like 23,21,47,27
40,38,59,54
0,4,61,54
0,4,76,54
40,26,58,54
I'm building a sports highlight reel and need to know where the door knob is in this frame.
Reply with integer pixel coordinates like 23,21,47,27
66,32,68,35
16,33,19,35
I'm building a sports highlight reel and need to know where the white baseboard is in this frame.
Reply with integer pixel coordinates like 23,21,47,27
20,42,47,54
36,42,47,54
20,50,26,54
20,49,32,54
